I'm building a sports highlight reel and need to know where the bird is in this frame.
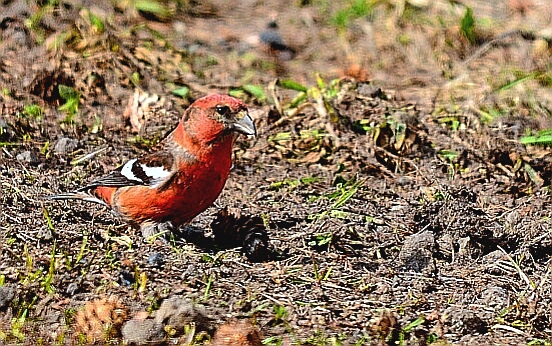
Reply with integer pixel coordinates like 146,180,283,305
48,94,256,239
259,21,295,61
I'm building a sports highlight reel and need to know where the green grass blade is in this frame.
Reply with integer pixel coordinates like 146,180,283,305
277,79,308,92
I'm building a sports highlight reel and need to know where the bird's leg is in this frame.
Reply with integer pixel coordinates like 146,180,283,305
140,221,174,243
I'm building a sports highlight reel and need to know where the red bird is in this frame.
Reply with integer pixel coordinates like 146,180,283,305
49,94,256,238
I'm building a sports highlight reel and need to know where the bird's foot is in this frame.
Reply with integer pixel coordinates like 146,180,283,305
140,221,174,244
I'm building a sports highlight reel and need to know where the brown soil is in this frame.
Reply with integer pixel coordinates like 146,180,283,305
1,0,552,345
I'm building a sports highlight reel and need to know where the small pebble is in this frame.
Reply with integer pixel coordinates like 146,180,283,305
357,83,383,98
54,137,79,154
16,150,39,164
122,319,165,345
66,282,78,295
147,253,165,268
0,285,16,309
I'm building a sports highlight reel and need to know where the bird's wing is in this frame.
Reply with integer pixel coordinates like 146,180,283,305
47,146,185,205
81,149,177,191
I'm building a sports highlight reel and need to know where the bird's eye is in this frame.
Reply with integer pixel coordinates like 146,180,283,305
215,105,230,116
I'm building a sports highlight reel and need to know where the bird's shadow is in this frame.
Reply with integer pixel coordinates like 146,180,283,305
170,210,288,263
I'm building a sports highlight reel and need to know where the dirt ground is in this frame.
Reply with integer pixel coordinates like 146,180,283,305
1,0,552,345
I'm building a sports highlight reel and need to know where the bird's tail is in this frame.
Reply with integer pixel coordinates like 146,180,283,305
44,192,108,206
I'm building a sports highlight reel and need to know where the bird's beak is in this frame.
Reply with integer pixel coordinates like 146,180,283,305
231,112,257,138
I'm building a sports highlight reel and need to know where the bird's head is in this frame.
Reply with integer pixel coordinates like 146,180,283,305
182,95,256,145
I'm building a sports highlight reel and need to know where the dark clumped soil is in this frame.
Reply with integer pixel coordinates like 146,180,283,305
1,0,552,345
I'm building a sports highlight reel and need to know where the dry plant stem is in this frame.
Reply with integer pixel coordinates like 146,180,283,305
463,30,541,67
268,79,283,115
